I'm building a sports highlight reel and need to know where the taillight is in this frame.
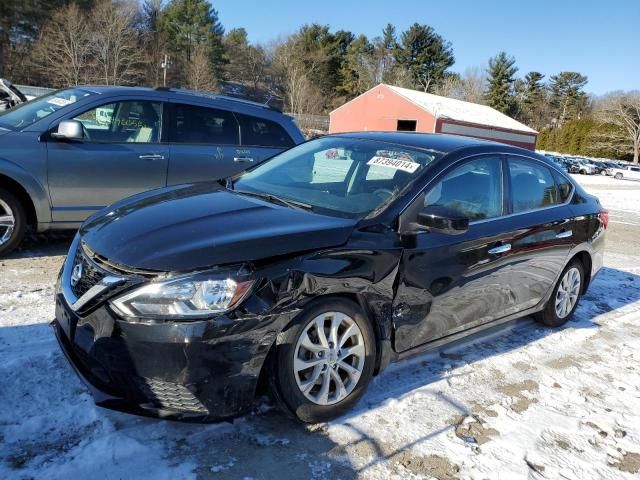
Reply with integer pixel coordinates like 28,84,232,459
599,209,609,229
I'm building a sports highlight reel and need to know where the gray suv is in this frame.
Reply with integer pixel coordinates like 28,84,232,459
0,86,304,255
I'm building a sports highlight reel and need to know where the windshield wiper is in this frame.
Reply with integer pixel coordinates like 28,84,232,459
234,190,314,211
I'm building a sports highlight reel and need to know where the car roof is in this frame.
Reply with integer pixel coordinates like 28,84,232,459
329,131,532,155
76,85,281,113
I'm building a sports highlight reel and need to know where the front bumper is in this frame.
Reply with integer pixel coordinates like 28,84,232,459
52,290,293,421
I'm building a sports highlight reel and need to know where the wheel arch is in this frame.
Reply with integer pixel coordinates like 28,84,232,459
0,173,39,228
571,250,593,294
0,158,51,228
256,291,392,401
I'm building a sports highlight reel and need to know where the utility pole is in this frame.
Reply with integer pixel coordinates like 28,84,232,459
161,55,172,87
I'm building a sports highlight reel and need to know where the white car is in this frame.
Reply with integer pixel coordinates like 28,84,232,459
0,78,28,111
612,165,640,181
577,160,598,175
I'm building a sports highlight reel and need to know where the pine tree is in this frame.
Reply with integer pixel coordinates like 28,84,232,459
338,34,373,98
485,51,518,115
548,71,588,127
158,0,226,85
521,71,547,129
394,23,454,92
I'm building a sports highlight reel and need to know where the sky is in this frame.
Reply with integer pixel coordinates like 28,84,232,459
213,0,639,96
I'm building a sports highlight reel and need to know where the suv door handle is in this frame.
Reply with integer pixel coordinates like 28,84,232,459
233,157,254,163
139,154,165,160
555,230,573,239
488,243,511,254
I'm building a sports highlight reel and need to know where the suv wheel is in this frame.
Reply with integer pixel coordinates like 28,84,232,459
615,173,623,180
535,260,584,327
268,298,376,422
0,188,27,256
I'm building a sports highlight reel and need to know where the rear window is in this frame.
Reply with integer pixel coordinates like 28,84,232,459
236,113,294,148
170,104,239,145
509,158,562,212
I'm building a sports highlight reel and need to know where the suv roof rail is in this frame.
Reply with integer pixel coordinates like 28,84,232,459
154,87,281,112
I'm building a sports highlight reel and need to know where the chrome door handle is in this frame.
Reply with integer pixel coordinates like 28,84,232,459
488,243,511,254
139,154,165,160
233,157,254,163
556,230,573,239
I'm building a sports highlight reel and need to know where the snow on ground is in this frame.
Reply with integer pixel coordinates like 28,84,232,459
1,177,639,480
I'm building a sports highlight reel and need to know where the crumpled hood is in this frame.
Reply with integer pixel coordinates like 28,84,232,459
80,183,357,272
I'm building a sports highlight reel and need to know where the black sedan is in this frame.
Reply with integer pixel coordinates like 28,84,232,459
52,132,607,423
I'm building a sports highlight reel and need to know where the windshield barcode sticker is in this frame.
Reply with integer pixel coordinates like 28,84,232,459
367,156,420,173
47,97,73,107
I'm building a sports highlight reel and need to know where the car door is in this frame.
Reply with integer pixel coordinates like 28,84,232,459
393,154,577,352
166,102,245,185
47,99,169,222
393,154,520,352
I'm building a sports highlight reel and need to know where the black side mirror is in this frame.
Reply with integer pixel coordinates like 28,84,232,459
417,205,469,235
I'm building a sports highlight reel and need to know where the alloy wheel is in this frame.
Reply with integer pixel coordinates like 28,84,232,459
0,199,15,246
555,267,581,319
293,311,366,405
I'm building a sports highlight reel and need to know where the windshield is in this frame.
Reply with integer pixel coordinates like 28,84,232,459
233,136,440,218
0,87,96,130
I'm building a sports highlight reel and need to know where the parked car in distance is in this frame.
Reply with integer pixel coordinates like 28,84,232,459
601,161,620,176
0,78,28,111
543,154,567,172
566,159,582,174
612,164,640,181
52,132,607,423
0,86,304,255
574,158,598,175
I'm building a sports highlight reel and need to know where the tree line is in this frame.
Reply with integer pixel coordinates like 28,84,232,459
0,0,638,162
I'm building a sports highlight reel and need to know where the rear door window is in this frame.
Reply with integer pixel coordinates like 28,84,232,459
508,158,562,213
236,113,294,148
170,103,239,145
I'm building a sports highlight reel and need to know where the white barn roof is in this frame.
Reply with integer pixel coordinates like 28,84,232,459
386,84,537,134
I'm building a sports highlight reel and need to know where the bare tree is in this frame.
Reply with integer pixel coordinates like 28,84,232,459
90,0,144,85
432,67,486,103
593,92,640,164
32,3,91,87
141,0,168,87
272,35,324,115
185,42,216,91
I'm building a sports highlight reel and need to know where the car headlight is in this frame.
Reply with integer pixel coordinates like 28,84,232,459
110,272,254,320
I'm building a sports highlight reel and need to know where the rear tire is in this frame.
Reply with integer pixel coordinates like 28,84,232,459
0,188,27,256
535,260,584,327
615,173,623,180
268,298,376,423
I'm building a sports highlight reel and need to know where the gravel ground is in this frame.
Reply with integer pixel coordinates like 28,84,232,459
1,174,639,480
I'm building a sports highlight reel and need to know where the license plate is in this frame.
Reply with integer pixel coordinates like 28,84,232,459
55,296,75,340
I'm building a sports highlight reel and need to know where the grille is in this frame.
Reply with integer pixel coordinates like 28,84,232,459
70,246,107,299
135,377,209,414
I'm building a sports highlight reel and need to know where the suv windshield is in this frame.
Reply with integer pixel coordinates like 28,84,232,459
0,87,95,130
234,136,441,218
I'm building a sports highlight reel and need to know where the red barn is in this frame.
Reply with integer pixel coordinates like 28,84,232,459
329,84,537,150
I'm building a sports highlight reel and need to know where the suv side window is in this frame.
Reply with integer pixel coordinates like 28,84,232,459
424,156,503,221
73,101,163,143
508,157,562,213
170,103,239,144
236,113,294,148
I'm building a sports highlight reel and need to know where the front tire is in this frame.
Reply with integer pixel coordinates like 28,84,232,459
536,260,584,327
0,188,27,256
615,173,623,180
268,298,376,423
